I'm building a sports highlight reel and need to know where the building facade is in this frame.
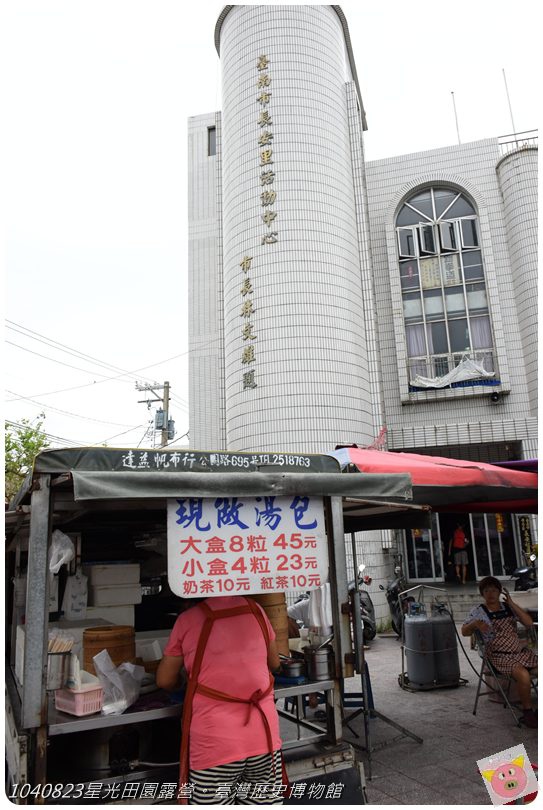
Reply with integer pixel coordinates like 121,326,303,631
188,5,537,612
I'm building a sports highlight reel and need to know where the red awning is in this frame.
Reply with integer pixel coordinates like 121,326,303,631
330,447,538,515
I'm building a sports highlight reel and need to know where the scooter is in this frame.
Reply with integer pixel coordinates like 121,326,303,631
379,560,414,637
348,565,377,643
511,554,538,591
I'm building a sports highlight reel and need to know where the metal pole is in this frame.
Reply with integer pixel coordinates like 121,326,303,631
161,380,170,448
502,69,517,143
344,538,423,766
451,91,461,144
22,474,51,731
349,532,373,777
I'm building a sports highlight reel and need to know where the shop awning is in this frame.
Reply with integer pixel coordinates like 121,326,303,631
25,445,413,505
330,446,538,514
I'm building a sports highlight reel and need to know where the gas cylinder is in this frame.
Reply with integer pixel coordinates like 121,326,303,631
404,603,435,689
430,603,460,686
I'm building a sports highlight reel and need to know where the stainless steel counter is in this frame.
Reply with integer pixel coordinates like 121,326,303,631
46,679,335,736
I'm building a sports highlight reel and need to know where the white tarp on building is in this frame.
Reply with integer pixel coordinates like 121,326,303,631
410,356,495,389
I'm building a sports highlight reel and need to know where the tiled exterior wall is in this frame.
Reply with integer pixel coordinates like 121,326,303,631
188,113,226,449
365,140,537,458
497,148,538,415
188,8,536,609
218,5,373,453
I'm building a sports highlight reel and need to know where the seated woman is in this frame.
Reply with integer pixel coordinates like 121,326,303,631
462,576,537,728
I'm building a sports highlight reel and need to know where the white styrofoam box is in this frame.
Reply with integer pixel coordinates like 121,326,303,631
88,584,142,607
15,619,113,685
135,639,163,662
135,629,171,654
83,564,140,586
85,605,135,626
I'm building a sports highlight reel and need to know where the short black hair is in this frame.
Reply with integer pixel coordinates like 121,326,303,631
478,576,502,596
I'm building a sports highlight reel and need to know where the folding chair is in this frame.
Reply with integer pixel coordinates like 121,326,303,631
472,630,537,727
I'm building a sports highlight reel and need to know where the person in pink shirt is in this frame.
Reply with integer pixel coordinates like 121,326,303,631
157,595,284,805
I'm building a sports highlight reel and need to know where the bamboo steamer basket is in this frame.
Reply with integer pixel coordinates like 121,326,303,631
83,625,136,675
252,593,290,656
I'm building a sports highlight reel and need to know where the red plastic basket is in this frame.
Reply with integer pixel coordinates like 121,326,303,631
54,683,103,716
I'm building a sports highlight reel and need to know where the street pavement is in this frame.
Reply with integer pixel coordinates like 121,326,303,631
338,628,538,805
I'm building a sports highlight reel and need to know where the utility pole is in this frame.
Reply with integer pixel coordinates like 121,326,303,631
161,380,170,449
135,381,173,448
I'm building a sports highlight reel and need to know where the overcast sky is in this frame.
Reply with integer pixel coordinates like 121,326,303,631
3,1,537,451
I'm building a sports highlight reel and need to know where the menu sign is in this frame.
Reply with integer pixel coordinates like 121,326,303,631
167,495,328,597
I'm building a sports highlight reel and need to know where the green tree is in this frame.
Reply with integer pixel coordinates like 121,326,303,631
5,416,50,502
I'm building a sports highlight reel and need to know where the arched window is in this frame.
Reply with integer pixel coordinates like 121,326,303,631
396,187,495,388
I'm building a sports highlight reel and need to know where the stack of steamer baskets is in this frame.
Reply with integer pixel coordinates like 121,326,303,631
83,625,136,674
252,594,290,657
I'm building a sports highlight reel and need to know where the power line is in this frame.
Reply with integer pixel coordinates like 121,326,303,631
5,389,140,428
162,430,190,448
6,347,190,410
6,340,127,380
6,319,192,409
6,419,148,449
92,424,148,446
5,420,83,447
6,322,139,379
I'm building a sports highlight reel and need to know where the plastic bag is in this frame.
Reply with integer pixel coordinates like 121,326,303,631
49,530,75,574
61,567,88,620
93,649,144,715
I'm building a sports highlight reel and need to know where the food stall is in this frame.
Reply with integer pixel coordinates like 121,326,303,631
5,446,414,804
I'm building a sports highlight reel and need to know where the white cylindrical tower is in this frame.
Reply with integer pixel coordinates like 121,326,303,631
496,146,538,415
216,5,373,453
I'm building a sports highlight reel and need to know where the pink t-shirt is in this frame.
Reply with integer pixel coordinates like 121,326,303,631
163,596,282,770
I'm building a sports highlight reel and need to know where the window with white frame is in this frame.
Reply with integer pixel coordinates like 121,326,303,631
396,187,495,386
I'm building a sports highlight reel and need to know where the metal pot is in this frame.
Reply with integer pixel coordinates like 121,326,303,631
281,658,305,678
303,645,333,681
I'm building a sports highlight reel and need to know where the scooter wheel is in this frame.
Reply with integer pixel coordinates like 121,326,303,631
364,626,376,642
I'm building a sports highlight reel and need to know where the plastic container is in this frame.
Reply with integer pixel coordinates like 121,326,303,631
54,680,104,716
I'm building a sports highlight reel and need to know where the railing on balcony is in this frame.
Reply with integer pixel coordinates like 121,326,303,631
408,350,499,391
498,130,538,157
